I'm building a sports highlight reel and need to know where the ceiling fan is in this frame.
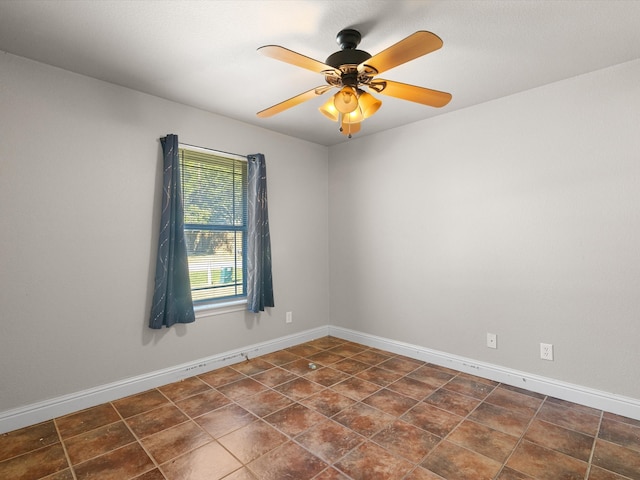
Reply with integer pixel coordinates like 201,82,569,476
256,29,452,137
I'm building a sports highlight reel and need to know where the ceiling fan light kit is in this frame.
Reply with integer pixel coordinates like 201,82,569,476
356,89,382,118
319,97,340,122
334,86,359,113
340,118,361,137
257,28,452,138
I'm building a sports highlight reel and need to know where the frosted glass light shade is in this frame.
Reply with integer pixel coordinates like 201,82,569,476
357,90,381,118
340,119,361,136
334,86,358,114
342,108,364,124
319,97,339,121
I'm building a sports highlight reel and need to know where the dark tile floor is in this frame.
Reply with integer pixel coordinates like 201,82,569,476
1,336,640,479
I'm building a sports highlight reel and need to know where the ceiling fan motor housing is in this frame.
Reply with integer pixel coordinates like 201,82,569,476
325,29,372,69
325,49,371,68
325,29,373,88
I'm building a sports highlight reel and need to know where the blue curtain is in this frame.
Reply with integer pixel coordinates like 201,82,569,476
149,134,195,329
247,153,275,313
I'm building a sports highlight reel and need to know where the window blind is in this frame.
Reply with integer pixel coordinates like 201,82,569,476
179,148,248,302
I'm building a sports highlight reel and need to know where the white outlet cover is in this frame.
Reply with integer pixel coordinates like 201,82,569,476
540,343,554,361
487,333,497,349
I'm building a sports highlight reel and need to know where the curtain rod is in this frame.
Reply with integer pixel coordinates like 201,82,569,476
179,142,247,161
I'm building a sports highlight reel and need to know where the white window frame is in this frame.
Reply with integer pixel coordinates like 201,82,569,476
179,143,248,315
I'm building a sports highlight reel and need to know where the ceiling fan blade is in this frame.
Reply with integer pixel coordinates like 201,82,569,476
257,86,332,118
258,45,338,75
360,31,443,75
370,79,452,108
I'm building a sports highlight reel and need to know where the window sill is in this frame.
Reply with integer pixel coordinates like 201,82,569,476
194,299,247,318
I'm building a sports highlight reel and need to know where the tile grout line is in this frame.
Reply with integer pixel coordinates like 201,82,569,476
115,389,173,480
54,413,145,479
492,390,549,480
312,351,428,478
417,369,500,477
240,338,357,479
114,387,186,479
583,410,604,480
265,341,395,479
119,380,249,479
148,368,272,478
173,371,263,478
270,344,378,467
191,341,352,478
164,370,261,479
332,350,460,478
0,423,72,477
302,343,397,480
52,417,78,480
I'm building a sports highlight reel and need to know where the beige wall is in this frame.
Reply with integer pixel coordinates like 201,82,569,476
0,53,330,411
329,59,640,399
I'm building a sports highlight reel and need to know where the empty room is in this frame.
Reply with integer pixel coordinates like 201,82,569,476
1,1,639,479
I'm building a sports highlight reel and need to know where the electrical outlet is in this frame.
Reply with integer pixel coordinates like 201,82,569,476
540,343,553,361
285,311,293,324
487,333,497,349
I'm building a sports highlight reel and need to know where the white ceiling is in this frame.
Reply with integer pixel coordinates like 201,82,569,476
1,0,639,146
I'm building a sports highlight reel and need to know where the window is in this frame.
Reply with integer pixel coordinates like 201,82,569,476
179,145,247,303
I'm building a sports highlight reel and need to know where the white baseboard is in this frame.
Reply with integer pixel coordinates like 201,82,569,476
328,325,640,421
0,326,329,434
2,324,638,434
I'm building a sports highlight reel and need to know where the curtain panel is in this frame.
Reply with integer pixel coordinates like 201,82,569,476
149,134,195,329
247,153,275,313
